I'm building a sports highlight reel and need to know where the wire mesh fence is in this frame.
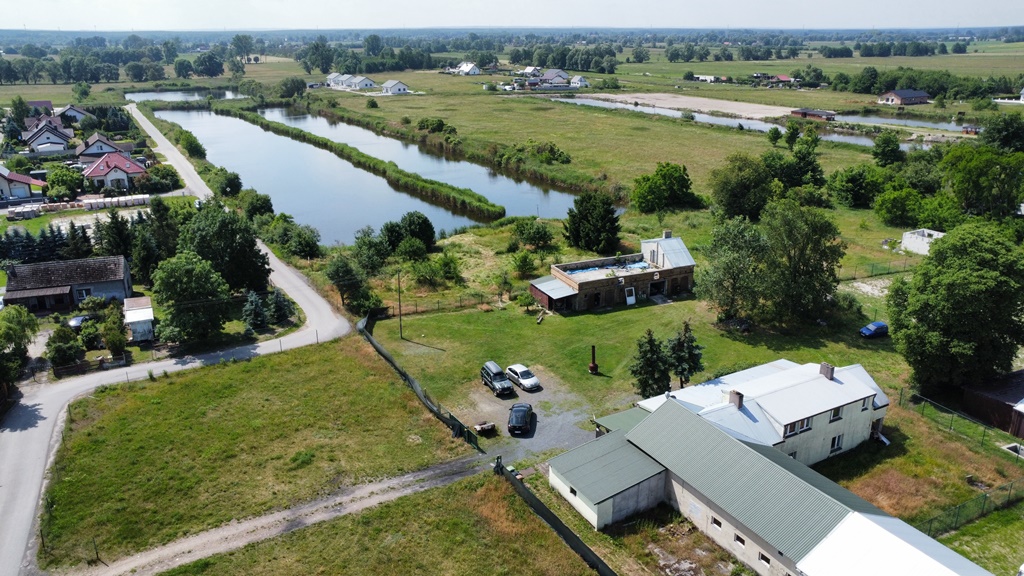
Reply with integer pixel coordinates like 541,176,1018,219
915,478,1024,538
383,293,488,318
357,314,481,453
838,257,916,281
901,391,1024,468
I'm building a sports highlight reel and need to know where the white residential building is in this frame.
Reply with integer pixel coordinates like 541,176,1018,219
570,75,589,88
901,229,945,256
381,80,409,95
345,76,377,89
456,61,480,75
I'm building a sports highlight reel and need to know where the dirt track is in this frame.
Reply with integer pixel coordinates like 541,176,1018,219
595,93,793,119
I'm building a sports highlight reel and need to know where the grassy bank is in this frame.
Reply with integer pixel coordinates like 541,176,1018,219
939,500,1024,576
39,338,469,568
162,473,593,576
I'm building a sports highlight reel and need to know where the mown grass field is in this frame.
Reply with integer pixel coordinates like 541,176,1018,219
940,500,1024,576
162,473,594,576
39,337,470,567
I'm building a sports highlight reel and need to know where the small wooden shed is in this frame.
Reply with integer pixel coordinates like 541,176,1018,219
124,296,154,342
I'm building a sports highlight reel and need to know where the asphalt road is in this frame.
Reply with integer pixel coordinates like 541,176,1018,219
0,105,351,576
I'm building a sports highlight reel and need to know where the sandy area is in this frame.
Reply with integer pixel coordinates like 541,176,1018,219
844,277,893,298
595,93,793,119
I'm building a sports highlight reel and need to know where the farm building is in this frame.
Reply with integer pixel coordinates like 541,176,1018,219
124,296,155,342
901,229,945,255
549,400,994,576
530,231,694,312
963,371,1024,439
878,89,930,105
791,108,836,121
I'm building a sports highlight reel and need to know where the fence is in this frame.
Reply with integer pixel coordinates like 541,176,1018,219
383,293,488,318
357,314,481,453
901,391,1024,468
53,354,131,378
915,477,1024,538
838,258,915,281
494,456,618,576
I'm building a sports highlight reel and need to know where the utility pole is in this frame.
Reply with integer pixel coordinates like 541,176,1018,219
397,269,403,339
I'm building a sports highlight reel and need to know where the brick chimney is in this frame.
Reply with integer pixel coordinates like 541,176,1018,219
819,362,835,381
729,390,744,410
663,230,672,239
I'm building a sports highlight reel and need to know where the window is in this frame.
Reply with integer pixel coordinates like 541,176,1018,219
784,422,797,436
862,397,870,411
788,451,797,459
734,534,745,547
759,552,772,567
569,486,577,496
830,406,842,422
785,418,812,436
75,288,92,300
830,434,844,453
711,517,722,529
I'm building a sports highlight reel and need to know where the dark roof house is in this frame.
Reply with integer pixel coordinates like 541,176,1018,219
5,256,132,312
878,89,930,105
76,133,132,162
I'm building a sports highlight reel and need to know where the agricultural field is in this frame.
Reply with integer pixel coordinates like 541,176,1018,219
39,337,469,567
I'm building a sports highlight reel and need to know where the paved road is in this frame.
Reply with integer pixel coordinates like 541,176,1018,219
0,105,351,576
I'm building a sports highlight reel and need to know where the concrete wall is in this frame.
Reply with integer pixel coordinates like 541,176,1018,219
902,229,944,256
774,398,879,465
128,320,154,342
666,472,799,576
608,471,666,526
73,279,130,305
549,467,604,528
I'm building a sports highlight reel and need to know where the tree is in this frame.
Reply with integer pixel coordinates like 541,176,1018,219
631,46,650,63
173,58,194,79
363,34,384,57
513,220,553,249
61,223,93,260
980,111,1024,153
352,226,389,275
152,251,231,342
0,305,38,393
760,199,845,323
324,254,364,305
709,153,773,220
241,290,268,332
631,162,701,213
72,81,90,102
277,76,306,98
825,164,885,208
227,58,245,79
767,126,782,147
265,288,295,324
873,187,922,227
147,196,180,259
131,226,162,286
872,130,905,167
510,250,535,278
162,40,179,63
95,209,133,258
176,129,205,158
888,222,1024,393
178,207,270,292
231,34,254,63
124,62,146,82
940,144,1024,219
665,322,705,386
629,329,671,398
101,304,127,357
783,120,801,150
563,191,620,254
400,211,436,251
10,96,28,130
193,52,224,77
46,166,84,197
45,324,82,367
395,236,427,261
695,217,766,320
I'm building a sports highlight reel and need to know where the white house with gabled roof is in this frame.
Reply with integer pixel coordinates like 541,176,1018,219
381,80,409,95
636,360,889,466
345,75,376,89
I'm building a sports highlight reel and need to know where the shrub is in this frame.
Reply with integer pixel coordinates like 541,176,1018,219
396,236,428,261
366,98,379,109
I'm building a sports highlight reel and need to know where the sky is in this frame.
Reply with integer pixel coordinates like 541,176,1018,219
4,0,1022,31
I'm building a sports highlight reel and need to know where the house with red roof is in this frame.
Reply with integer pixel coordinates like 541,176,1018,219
82,152,147,190
0,165,45,199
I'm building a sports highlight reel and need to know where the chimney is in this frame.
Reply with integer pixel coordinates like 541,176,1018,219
663,230,672,239
729,390,743,410
820,362,835,381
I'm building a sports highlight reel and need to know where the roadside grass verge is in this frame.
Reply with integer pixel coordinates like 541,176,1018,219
160,473,593,576
39,337,469,568
939,499,1024,576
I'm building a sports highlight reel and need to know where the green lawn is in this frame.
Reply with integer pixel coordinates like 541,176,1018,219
161,473,594,576
940,500,1024,576
39,337,470,568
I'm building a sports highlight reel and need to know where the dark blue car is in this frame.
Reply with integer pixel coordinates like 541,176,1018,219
859,321,889,338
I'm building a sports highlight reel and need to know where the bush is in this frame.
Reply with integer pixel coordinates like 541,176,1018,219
437,250,462,282
411,260,442,286
45,325,84,366
366,98,379,109
417,117,446,133
513,220,553,249
396,236,428,261
510,251,535,279
78,321,103,350
176,129,206,158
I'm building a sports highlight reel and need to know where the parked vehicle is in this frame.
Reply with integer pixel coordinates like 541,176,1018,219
481,361,514,396
859,321,889,339
508,403,533,435
505,364,540,391
67,314,98,332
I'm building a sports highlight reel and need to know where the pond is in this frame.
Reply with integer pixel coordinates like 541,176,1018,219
559,98,921,149
258,108,577,220
833,114,963,132
126,90,245,102
155,109,477,244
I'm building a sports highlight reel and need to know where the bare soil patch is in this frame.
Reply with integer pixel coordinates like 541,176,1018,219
593,93,793,119
843,277,893,298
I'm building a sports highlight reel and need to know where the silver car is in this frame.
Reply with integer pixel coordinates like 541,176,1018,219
505,364,540,391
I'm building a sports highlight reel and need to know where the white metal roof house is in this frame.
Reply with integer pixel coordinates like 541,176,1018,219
570,75,590,88
454,61,480,75
381,80,409,95
345,76,377,89
636,360,889,466
523,66,543,77
548,400,993,576
901,228,945,256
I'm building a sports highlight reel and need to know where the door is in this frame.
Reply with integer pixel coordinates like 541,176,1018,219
624,287,636,306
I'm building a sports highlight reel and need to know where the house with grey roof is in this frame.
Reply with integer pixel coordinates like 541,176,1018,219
549,400,993,576
381,80,409,95
4,256,132,312
634,360,889,466
530,231,695,312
